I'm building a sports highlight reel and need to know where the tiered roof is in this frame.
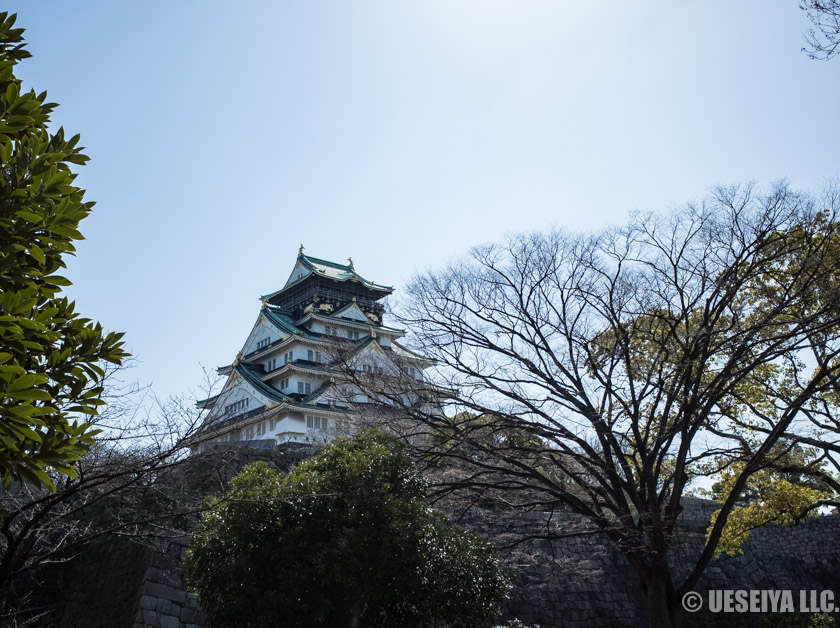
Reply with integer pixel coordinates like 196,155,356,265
193,250,430,446
261,305,319,339
261,251,393,302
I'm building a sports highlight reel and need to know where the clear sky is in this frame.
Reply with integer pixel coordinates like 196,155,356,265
5,1,840,402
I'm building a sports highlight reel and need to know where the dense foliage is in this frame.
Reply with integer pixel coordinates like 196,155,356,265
0,12,126,493
184,430,510,628
704,445,836,556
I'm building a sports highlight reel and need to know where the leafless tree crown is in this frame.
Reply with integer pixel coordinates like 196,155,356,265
376,182,840,616
801,0,840,60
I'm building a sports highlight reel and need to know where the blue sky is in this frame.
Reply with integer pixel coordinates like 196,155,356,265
6,1,840,402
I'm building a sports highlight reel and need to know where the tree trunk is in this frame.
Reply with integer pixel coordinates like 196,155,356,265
640,564,682,628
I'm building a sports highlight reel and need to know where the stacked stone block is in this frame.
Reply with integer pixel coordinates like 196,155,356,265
18,457,840,627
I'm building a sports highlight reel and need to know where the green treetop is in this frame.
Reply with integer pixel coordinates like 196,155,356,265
0,12,127,492
184,429,510,628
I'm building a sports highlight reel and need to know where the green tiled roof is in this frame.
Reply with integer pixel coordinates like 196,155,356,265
301,379,334,403
261,253,393,300
236,362,354,414
299,254,392,291
235,362,292,404
266,361,342,378
263,304,318,339
302,311,405,335
342,335,379,359
391,340,431,361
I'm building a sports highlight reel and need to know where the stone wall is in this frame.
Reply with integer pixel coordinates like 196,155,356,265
16,452,840,628
461,499,840,628
9,444,309,628
30,533,203,628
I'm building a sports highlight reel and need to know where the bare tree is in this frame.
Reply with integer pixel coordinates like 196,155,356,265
801,0,840,59
0,364,223,624
360,182,840,628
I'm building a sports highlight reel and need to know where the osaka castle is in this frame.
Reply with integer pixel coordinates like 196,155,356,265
191,248,429,451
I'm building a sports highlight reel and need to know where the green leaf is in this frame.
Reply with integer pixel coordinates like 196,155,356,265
46,275,72,286
0,12,127,496
28,244,45,264
15,210,42,223
7,372,47,392
7,388,52,401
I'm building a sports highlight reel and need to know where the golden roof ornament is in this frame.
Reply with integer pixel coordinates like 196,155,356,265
348,257,355,271
298,244,305,257
369,326,377,339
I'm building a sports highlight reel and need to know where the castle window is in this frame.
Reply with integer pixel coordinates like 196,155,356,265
306,416,328,430
224,398,250,416
284,351,292,364
347,330,359,340
298,382,311,395
257,338,270,350
307,349,314,361
280,377,289,389
315,351,322,363
266,358,277,372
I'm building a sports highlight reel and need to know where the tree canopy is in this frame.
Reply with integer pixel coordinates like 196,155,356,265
0,12,126,493
704,443,836,557
184,429,510,628
371,182,840,628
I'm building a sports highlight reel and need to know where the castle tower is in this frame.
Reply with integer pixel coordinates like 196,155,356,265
192,249,429,450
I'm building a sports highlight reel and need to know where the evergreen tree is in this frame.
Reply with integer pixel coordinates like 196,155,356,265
185,430,510,628
0,12,126,493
